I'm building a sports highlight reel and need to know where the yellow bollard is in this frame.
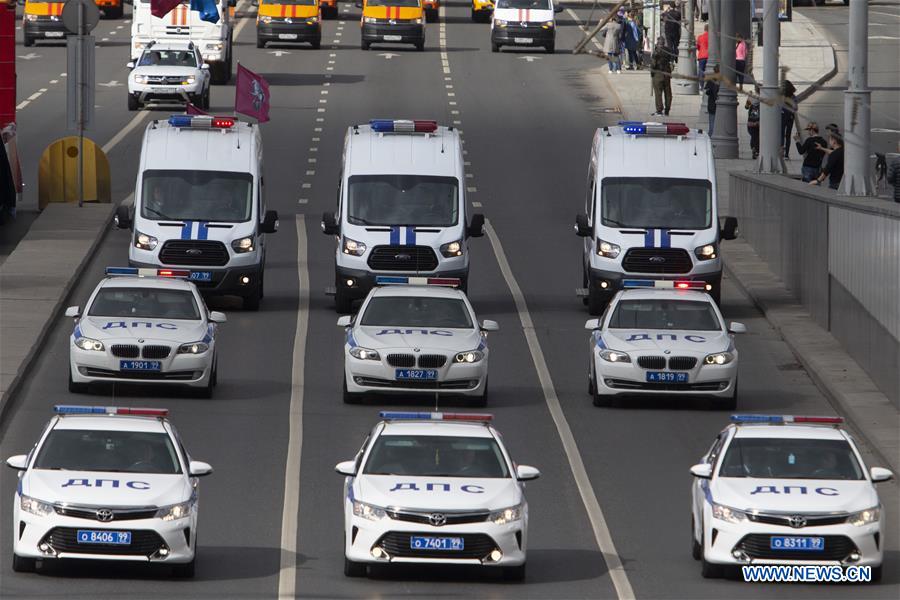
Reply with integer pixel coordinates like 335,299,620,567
38,136,111,209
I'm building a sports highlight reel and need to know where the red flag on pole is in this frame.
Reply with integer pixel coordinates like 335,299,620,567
150,0,183,19
234,63,270,124
185,102,208,116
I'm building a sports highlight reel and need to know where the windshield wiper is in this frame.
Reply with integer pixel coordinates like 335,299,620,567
144,206,173,220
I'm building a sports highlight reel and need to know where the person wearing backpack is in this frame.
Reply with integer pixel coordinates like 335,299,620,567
745,89,760,159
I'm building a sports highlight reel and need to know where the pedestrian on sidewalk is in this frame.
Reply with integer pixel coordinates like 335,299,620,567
735,34,747,90
601,14,623,74
704,65,719,135
794,121,827,182
781,79,797,159
624,11,643,70
663,2,681,60
696,24,709,91
886,143,900,203
810,130,844,190
745,87,760,159
651,36,673,116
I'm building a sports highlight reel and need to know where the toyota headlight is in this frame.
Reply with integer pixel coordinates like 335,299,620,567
599,349,631,363
75,336,105,352
342,236,366,256
352,500,387,521
440,239,464,258
711,502,747,524
349,347,380,361
178,342,209,355
596,238,620,258
363,16,378,23
848,506,880,527
454,350,484,364
704,352,734,366
134,74,147,84
232,236,255,253
259,15,273,24
134,230,158,251
489,503,524,525
155,500,194,521
694,243,718,261
20,495,54,517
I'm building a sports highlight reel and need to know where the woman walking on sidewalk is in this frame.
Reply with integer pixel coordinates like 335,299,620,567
735,34,747,90
602,15,623,74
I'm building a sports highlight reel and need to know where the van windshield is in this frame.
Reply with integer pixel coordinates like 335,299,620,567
366,0,420,6
347,175,459,227
141,170,253,223
497,0,550,8
600,177,712,230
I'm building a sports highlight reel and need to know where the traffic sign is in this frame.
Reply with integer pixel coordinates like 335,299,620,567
62,0,100,35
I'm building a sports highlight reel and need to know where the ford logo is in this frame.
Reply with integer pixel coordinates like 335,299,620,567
186,248,203,256
394,253,411,261
649,256,666,264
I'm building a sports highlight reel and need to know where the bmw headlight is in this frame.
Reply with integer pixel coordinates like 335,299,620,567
134,74,147,84
134,230,158,251
454,350,484,364
232,236,255,253
342,236,367,256
178,342,209,355
596,238,620,258
352,500,387,521
703,352,734,366
489,503,523,525
694,243,718,260
75,337,105,352
848,506,880,527
155,500,194,521
259,15,273,24
20,495,54,517
363,16,378,23
599,349,631,363
711,502,747,524
349,347,380,361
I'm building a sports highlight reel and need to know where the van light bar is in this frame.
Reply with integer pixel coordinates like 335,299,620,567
375,276,461,287
54,405,170,417
622,279,706,289
168,115,236,129
619,121,690,136
730,414,844,424
106,267,191,278
379,411,493,422
369,119,438,133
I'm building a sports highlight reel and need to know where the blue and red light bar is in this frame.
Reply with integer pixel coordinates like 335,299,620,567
106,267,191,278
619,121,690,136
623,279,708,290
731,415,844,425
168,115,236,129
369,119,438,133
375,276,461,287
379,411,493,422
55,405,170,417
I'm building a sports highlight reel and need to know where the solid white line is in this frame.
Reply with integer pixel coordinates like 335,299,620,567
16,101,29,110
484,221,636,600
277,215,309,599
233,0,254,38
101,112,149,154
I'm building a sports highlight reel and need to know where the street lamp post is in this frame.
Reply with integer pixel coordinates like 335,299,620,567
675,0,697,95
842,0,873,195
712,0,738,158
758,0,784,173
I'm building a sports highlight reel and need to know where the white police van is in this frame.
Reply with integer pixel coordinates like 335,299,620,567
574,121,738,314
322,119,485,313
115,114,279,311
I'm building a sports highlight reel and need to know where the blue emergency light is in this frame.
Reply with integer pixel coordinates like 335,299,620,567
375,276,461,287
168,115,236,129
369,119,438,133
619,121,690,136
55,405,169,417
379,411,493,422
730,414,844,425
105,267,191,278
622,279,708,290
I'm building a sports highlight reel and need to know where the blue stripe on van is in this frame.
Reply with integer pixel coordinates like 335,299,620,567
197,222,209,241
405,226,416,246
644,229,654,248
660,229,671,248
181,221,193,240
390,226,400,245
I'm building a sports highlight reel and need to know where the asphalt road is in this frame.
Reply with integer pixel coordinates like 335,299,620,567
2,2,898,598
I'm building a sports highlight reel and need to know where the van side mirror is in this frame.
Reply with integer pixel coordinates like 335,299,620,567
114,204,132,229
516,465,540,481
321,211,339,235
6,455,27,470
335,460,356,476
575,213,591,237
553,4,563,13
65,306,81,318
201,63,210,70
584,318,600,330
189,461,214,477
728,322,747,334
720,216,738,241
467,213,485,238
871,467,893,483
480,319,499,332
261,210,279,234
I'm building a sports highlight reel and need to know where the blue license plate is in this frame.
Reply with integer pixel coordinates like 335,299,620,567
395,369,438,381
410,536,464,551
189,271,212,282
646,371,689,383
120,360,161,371
76,530,132,545
770,536,825,551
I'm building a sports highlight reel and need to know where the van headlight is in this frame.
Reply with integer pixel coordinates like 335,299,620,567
259,15,272,24
349,347,380,361
183,76,196,85
489,503,523,525
75,337,105,352
542,20,554,28
206,42,224,51
711,502,747,524
232,236,255,253
599,349,630,363
495,18,508,27
134,231,158,251
24,14,39,22
155,500,194,521
596,238,620,258
134,74,147,84
694,243,718,260
342,236,366,256
307,17,319,24
848,506,880,527
704,352,734,365
363,16,378,23
454,350,484,363
440,239,463,258
20,495,54,517
413,17,423,24
178,342,209,355
352,500,387,521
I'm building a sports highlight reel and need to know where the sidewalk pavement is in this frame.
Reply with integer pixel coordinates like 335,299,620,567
0,203,115,420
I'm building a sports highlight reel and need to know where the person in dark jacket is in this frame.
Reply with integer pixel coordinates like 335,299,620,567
745,88,760,159
886,143,900,203
663,2,681,59
623,11,643,70
794,121,827,182
651,37,673,116
705,65,719,135
781,79,797,159
810,132,844,190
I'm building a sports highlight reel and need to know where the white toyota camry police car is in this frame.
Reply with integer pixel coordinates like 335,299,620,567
126,41,211,111
335,412,540,580
7,405,213,576
338,276,498,405
67,268,226,397
691,415,892,580
585,280,745,409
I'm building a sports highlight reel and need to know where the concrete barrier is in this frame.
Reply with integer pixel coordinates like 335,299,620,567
730,172,900,404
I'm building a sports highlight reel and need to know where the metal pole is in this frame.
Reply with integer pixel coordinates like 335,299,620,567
842,0,872,195
675,0,697,94
706,0,720,74
711,0,738,158
77,1,84,208
758,0,783,173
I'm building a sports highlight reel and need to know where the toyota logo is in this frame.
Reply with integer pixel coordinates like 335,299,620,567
789,515,807,528
186,248,203,255
96,508,114,522
429,513,446,527
649,256,666,264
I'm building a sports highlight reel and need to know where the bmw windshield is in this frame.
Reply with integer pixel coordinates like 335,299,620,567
601,177,712,230
608,299,721,331
360,296,473,328
88,288,201,320
347,175,459,227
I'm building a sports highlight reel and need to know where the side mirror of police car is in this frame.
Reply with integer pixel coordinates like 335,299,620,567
261,210,279,234
6,455,27,470
480,319,499,332
114,204,132,229
720,216,738,241
335,460,357,476
690,463,713,479
201,64,210,70
728,322,747,334
871,467,893,483
126,61,135,70
321,212,340,236
189,461,214,477
209,311,227,323
337,315,352,327
516,465,540,481
575,214,591,237
467,213,485,238
65,306,81,319
584,318,600,330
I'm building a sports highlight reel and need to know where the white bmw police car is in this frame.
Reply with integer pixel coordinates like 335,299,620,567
691,415,892,580
7,405,213,576
338,276,498,405
335,412,540,580
67,268,226,397
585,280,745,409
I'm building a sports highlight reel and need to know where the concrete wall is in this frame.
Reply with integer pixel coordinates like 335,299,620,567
730,173,900,405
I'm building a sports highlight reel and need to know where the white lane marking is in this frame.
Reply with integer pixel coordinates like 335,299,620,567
102,112,150,154
298,198,309,204
302,183,312,188
317,107,326,112
306,170,316,175
309,147,318,152
471,201,482,207
466,186,477,193
16,101,29,110
49,79,58,84
270,50,292,57
102,38,110,42
60,72,67,77
484,221,636,600
277,215,309,599
320,90,328,94
26,92,42,101
311,137,320,142
313,127,322,132
316,117,324,122
308,157,317,163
